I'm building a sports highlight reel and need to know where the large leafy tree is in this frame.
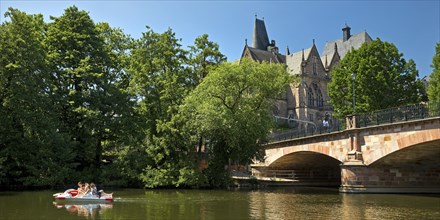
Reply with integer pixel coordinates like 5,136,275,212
180,59,291,187
128,27,199,188
94,22,141,185
187,34,226,164
45,6,133,181
188,34,226,86
428,42,440,103
328,38,427,117
0,8,74,186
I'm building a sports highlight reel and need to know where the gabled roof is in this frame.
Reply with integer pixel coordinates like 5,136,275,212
322,32,373,60
286,47,312,75
242,45,286,64
320,43,340,69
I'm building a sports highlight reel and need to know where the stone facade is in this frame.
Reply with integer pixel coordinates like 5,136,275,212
241,18,372,129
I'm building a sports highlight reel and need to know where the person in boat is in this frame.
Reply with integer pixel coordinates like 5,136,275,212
84,183,92,196
76,182,90,197
76,181,83,191
90,183,99,197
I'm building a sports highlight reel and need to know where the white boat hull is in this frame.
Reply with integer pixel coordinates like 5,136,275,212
53,189,113,203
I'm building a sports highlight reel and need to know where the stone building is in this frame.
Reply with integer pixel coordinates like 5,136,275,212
241,18,372,129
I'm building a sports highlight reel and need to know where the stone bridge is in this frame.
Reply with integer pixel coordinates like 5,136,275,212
252,115,440,193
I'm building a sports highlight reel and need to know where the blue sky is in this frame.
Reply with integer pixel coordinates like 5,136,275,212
1,1,439,78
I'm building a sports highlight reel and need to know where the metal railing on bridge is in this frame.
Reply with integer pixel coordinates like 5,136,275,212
356,102,440,128
269,120,344,142
269,101,440,143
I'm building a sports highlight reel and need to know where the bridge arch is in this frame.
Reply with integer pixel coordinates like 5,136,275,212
268,151,341,169
266,151,342,186
265,142,344,167
365,128,440,165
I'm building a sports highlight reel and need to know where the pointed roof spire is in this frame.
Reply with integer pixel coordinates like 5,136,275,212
313,39,315,45
252,18,270,50
286,46,290,56
245,38,248,46
334,42,338,52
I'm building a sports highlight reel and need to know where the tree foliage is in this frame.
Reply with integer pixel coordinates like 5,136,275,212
180,59,291,187
328,38,427,117
188,34,226,86
127,28,204,188
0,8,74,186
44,6,137,183
0,5,235,188
428,42,440,103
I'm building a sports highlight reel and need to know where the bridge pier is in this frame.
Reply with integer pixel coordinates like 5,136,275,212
340,161,440,193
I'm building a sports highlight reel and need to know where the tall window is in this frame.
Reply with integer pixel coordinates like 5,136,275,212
312,84,323,107
309,113,314,122
316,88,323,107
307,87,314,106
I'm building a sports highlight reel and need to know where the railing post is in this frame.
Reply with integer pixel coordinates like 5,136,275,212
346,115,357,129
390,109,394,124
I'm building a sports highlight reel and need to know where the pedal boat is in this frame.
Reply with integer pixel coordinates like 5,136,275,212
53,189,113,203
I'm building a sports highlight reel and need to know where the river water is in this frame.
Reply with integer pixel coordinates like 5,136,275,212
0,187,439,220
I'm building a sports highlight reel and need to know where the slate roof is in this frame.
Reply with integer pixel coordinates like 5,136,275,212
322,32,373,60
245,46,286,64
252,18,270,51
286,47,312,75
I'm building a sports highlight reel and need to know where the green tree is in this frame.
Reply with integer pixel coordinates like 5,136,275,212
45,6,133,181
128,27,201,188
0,8,74,186
328,38,427,117
94,22,142,186
187,34,226,165
428,42,440,103
188,34,226,85
180,59,291,187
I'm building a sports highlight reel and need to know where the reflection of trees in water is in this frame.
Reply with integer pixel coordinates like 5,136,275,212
248,189,440,220
59,203,113,219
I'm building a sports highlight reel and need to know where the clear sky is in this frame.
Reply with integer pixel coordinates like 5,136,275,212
1,0,439,78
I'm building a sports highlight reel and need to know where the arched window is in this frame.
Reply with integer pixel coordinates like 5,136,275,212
312,84,323,107
316,88,323,107
307,87,314,106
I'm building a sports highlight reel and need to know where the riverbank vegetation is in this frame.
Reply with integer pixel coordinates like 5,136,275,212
0,6,291,189
428,43,440,103
328,38,428,117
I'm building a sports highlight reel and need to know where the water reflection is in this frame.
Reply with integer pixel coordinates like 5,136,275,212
53,202,113,219
1,189,438,219
248,187,342,220
248,188,440,220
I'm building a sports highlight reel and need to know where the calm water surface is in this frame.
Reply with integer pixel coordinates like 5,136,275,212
0,187,439,219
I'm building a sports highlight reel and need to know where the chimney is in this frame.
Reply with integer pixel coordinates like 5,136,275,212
342,23,351,42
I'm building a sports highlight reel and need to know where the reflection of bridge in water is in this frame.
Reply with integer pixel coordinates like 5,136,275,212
253,102,440,193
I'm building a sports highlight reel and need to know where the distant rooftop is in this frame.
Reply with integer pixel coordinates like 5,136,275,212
244,46,285,64
322,31,373,60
